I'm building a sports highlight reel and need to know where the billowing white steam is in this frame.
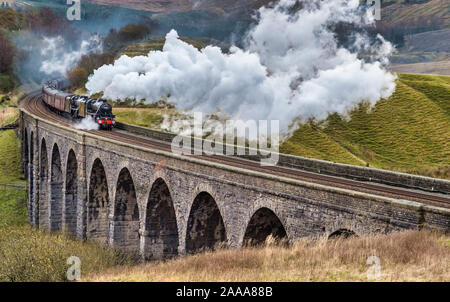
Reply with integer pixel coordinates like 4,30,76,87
74,116,100,131
40,35,102,76
86,0,396,134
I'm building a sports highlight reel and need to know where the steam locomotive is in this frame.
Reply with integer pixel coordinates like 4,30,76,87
42,80,115,130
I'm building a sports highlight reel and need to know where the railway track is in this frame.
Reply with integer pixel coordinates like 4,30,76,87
21,93,450,209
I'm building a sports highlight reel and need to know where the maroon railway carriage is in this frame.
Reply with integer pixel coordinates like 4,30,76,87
41,80,115,130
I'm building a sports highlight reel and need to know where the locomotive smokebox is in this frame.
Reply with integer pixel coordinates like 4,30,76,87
100,102,112,113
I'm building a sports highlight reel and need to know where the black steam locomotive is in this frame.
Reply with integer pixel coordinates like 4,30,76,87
42,80,115,130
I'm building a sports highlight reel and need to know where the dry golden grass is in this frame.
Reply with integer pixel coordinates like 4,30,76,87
0,107,18,127
391,60,450,76
0,226,134,282
84,230,449,282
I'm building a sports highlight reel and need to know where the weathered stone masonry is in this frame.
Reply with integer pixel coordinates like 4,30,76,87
21,110,450,258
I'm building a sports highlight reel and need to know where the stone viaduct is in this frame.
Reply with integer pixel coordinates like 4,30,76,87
20,109,450,259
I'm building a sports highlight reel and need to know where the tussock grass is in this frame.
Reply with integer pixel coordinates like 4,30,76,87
0,106,18,127
85,230,449,282
0,226,134,282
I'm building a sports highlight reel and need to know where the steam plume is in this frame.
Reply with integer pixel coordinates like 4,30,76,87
14,32,102,85
86,0,397,134
74,116,100,131
40,35,102,76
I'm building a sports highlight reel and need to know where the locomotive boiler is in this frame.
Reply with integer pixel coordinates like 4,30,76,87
42,80,115,130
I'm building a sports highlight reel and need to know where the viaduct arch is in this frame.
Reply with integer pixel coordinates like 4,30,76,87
112,167,140,253
88,158,110,244
185,191,227,253
50,144,63,231
65,149,78,234
39,138,48,229
20,110,450,259
144,177,179,259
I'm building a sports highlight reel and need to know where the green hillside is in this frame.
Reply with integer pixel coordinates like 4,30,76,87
0,130,24,185
0,130,26,228
381,0,449,30
281,73,450,179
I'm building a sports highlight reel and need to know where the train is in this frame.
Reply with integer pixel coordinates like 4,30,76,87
42,80,116,130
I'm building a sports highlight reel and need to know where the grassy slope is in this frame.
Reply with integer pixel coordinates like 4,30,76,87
0,129,26,227
0,187,26,227
0,128,26,227
0,130,24,184
113,108,168,128
381,0,449,29
86,0,272,14
391,60,450,75
281,73,450,179
87,0,449,27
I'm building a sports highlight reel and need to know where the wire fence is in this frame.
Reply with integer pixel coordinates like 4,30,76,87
0,183,26,190
0,126,17,130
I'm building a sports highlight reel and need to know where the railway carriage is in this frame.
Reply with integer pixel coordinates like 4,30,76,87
42,80,115,130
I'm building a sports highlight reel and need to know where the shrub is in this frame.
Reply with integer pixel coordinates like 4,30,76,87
104,24,150,51
118,24,150,42
0,73,14,93
67,67,88,90
77,52,116,76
